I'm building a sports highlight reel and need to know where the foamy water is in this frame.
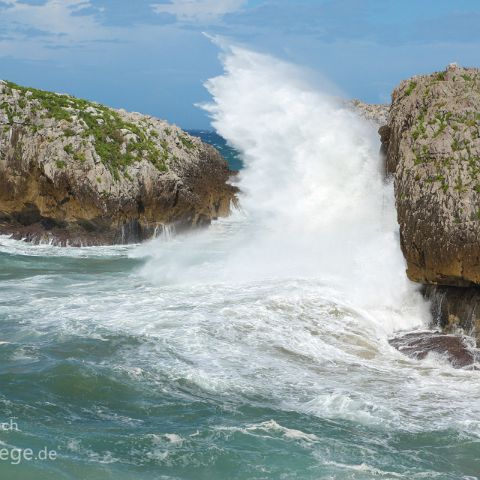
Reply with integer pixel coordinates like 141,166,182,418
0,45,479,480
139,43,428,332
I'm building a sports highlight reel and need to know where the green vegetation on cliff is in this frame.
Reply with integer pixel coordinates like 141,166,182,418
1,80,169,179
384,65,480,286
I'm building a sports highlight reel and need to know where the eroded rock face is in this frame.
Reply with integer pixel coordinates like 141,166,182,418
382,64,480,286
424,285,480,343
0,80,237,245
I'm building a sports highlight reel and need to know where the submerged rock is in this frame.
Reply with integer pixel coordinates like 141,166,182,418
389,330,479,369
381,64,480,287
0,80,237,246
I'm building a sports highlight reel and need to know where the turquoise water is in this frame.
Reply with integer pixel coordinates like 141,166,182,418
0,230,479,480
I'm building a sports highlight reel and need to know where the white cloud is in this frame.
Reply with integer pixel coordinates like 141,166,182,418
0,0,115,59
0,0,246,61
152,0,247,23
0,0,108,42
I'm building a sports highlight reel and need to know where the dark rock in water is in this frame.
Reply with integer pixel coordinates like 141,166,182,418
389,330,479,369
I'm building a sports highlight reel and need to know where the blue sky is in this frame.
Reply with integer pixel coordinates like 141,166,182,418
0,0,479,128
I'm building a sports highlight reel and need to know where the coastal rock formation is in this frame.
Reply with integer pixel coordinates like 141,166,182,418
424,285,480,343
0,80,237,245
381,64,480,286
349,99,388,126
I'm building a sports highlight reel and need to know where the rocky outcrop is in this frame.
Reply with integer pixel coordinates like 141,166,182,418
349,99,388,126
378,64,480,346
381,64,480,286
0,80,237,245
424,285,480,343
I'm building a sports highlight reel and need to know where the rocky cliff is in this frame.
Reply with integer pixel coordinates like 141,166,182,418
380,64,480,346
0,80,237,245
381,64,480,286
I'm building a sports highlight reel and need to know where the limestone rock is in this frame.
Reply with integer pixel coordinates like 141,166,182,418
382,65,480,286
0,80,237,245
349,99,388,126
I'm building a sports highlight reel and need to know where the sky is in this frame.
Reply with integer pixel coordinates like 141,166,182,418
0,0,479,129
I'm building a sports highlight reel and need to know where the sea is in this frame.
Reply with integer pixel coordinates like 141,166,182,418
0,45,479,480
